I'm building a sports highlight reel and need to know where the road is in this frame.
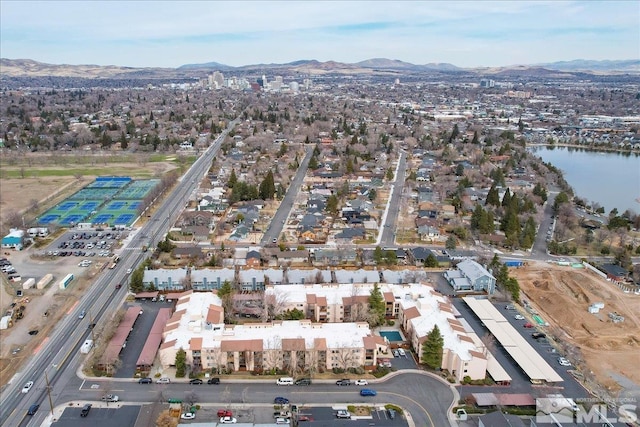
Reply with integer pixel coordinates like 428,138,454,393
379,151,407,247
0,119,239,427
52,371,455,427
260,145,314,246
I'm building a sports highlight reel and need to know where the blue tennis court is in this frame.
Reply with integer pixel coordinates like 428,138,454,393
60,214,85,225
128,201,141,210
59,202,78,211
39,214,60,224
114,214,135,225
107,201,126,210
93,214,114,224
80,201,100,211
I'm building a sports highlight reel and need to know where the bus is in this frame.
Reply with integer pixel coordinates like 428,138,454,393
108,255,120,269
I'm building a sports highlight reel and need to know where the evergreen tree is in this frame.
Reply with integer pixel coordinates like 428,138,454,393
501,188,512,208
446,235,457,250
486,185,500,207
228,169,237,188
373,246,384,264
259,170,276,200
471,130,479,144
175,348,187,377
368,283,386,327
421,325,444,369
326,195,339,215
424,253,439,268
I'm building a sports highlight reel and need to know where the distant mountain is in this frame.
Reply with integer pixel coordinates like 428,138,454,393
539,59,640,73
177,61,235,71
0,58,177,78
2,57,638,79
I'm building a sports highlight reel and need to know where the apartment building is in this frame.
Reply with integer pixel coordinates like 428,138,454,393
158,291,388,373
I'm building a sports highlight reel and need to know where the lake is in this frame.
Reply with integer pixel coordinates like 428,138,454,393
529,146,640,215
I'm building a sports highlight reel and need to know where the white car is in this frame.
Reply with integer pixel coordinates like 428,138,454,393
156,377,170,384
354,379,368,385
181,412,196,420
514,315,525,320
21,381,34,394
126,268,132,274
101,394,119,402
558,357,572,366
219,416,237,424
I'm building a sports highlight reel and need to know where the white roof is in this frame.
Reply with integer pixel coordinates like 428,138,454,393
165,290,374,351
400,296,477,361
265,282,433,306
463,297,563,383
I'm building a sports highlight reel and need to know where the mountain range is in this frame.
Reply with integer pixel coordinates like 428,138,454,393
1,57,638,79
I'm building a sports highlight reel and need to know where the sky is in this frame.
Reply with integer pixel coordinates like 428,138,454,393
1,1,638,68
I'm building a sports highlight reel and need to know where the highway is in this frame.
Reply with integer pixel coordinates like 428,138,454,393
0,119,239,427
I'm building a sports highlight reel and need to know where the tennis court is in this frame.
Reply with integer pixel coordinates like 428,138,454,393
38,176,159,227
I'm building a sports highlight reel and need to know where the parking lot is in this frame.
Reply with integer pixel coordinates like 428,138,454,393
42,229,128,259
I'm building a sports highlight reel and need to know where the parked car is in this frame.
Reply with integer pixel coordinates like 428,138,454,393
336,379,351,386
218,410,232,417
138,377,152,384
294,378,311,386
523,322,534,328
181,413,196,420
80,404,92,417
336,410,351,419
28,330,39,335
354,379,368,385
208,377,220,384
189,379,203,385
275,417,290,424
274,397,290,405
532,332,546,339
27,404,40,415
360,388,377,396
219,416,237,424
558,357,572,366
397,348,406,356
101,394,119,402
514,315,525,320
156,377,170,384
21,381,34,394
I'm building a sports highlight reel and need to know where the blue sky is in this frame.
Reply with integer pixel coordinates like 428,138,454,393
1,1,638,68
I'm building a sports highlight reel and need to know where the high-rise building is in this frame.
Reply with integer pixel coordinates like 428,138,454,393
480,78,495,88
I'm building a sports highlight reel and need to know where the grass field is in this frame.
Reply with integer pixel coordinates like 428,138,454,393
0,153,181,232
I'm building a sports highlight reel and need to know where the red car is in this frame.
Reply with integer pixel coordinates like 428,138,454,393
217,410,232,418
523,322,534,328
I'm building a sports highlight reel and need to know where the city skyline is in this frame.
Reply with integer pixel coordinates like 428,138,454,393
1,0,638,69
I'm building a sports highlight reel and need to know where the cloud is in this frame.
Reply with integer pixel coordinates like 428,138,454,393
1,1,638,68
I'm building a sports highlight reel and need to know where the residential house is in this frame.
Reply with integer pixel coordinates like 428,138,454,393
443,259,496,294
245,250,261,268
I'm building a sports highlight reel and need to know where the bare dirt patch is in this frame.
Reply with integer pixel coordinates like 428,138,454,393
511,262,640,393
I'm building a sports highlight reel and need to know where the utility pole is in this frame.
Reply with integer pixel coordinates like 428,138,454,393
44,370,54,416
89,311,96,342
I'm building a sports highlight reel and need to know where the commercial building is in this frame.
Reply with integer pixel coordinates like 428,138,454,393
1,229,24,250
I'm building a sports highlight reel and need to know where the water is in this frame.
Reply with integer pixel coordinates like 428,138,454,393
530,146,640,215
379,330,403,342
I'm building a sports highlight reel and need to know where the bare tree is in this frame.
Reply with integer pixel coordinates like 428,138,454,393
263,337,283,372
262,290,289,321
334,345,359,371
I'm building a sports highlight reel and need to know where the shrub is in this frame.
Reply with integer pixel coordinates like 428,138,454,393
386,320,395,326
384,404,403,414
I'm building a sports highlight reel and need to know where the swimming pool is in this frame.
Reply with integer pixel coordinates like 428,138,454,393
379,330,403,342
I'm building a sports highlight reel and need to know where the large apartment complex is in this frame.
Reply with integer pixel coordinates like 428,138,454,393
157,283,490,381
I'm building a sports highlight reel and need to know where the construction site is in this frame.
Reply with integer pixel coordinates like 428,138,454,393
510,261,640,396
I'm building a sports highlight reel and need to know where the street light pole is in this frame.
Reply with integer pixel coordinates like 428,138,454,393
44,370,54,416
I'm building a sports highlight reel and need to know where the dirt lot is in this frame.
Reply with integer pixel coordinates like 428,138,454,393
511,262,640,393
